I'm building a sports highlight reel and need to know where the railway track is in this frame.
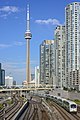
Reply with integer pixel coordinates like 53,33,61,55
46,99,77,120
77,106,80,113
22,102,40,120
14,96,80,120
0,98,23,120
5,101,18,113
19,102,38,120
0,101,18,118
0,108,4,117
22,103,33,120
71,113,80,120
31,104,39,120
5,101,23,120
19,100,50,120
38,103,50,120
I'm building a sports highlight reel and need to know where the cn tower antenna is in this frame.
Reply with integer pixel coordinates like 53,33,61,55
26,3,30,32
25,0,32,84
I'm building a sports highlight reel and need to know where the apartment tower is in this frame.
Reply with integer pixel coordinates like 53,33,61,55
40,40,54,86
54,26,65,88
65,2,80,90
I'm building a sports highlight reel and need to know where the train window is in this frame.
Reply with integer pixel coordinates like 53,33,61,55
71,104,76,108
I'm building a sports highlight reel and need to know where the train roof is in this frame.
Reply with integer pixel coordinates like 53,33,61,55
56,96,62,99
63,99,77,105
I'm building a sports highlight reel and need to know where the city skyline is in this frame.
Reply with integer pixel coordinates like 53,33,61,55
0,0,80,84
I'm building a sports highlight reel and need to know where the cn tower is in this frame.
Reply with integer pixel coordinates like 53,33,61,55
25,2,32,84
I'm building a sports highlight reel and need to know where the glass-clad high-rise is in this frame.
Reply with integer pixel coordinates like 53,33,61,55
0,63,5,86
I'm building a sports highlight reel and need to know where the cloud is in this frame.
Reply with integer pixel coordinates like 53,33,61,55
14,41,25,46
35,18,61,25
0,6,19,13
0,41,25,49
0,6,19,19
0,44,12,48
0,14,8,19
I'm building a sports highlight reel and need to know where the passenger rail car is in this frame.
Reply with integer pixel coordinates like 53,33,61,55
33,93,77,113
63,100,77,113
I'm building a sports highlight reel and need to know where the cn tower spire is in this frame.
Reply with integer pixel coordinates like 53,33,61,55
26,3,30,32
25,1,32,39
25,0,32,84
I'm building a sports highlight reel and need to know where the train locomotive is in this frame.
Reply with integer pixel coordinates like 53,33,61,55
36,93,77,113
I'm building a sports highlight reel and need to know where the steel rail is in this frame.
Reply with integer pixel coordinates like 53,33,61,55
47,99,75,120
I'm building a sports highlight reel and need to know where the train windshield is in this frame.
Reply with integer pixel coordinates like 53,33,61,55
71,104,76,108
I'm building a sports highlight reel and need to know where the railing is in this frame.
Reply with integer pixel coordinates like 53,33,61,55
0,84,53,92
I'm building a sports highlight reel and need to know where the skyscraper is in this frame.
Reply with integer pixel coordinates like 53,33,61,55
5,76,13,87
65,2,80,90
25,3,32,84
35,66,40,87
0,63,5,86
0,63,1,69
54,26,65,88
40,40,54,86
